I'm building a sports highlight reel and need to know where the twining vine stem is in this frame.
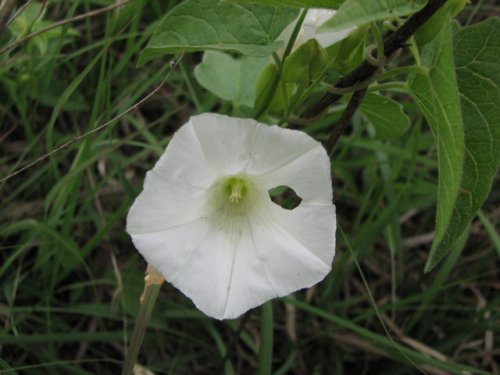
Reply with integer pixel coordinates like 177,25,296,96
303,0,448,155
325,88,367,157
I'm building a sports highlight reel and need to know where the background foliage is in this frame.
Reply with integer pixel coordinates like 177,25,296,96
1,0,499,374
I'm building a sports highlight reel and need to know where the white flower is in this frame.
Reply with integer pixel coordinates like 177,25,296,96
126,113,336,320
279,8,354,52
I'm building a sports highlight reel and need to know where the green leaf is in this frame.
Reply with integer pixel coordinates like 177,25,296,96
425,18,500,271
221,0,345,9
321,0,426,32
8,2,79,55
139,0,298,64
414,0,468,45
408,18,464,270
359,93,409,139
31,79,88,111
194,50,269,108
8,2,45,36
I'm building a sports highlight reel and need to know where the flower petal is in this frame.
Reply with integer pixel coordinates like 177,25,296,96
277,8,354,53
257,143,332,204
127,172,207,234
221,204,334,319
168,226,242,319
190,113,259,175
245,124,319,175
268,204,336,266
129,218,211,290
153,119,216,189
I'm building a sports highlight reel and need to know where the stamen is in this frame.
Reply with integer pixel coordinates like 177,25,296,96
227,178,246,204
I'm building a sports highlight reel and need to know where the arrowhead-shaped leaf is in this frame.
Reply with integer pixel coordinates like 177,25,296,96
409,18,465,270
194,51,269,108
139,0,298,64
424,18,500,271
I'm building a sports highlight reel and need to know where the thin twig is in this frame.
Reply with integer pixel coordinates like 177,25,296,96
0,0,16,35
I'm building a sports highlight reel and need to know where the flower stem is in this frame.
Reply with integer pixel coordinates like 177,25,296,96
257,301,274,375
121,265,163,375
255,9,307,120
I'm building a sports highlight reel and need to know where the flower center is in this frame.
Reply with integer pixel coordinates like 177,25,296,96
206,175,264,221
225,177,247,204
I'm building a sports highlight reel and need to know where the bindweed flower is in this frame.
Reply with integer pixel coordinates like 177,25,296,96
127,113,336,320
279,8,354,52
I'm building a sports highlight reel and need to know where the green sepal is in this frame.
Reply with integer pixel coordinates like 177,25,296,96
328,25,368,75
282,39,329,86
255,63,295,115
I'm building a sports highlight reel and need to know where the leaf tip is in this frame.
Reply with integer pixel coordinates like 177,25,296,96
423,258,436,274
